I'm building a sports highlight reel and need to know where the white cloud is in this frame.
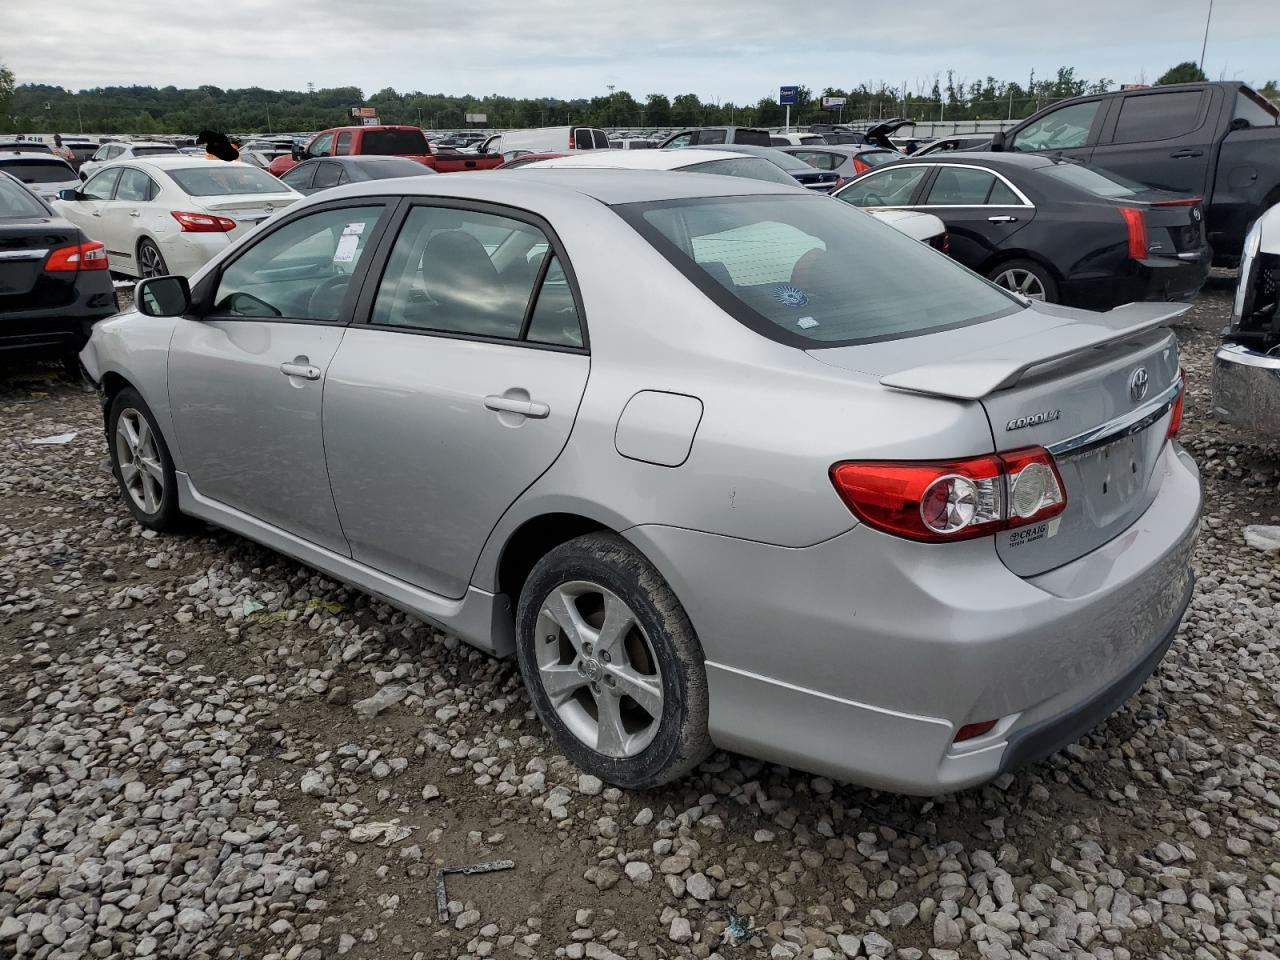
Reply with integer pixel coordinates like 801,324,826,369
2,0,1275,99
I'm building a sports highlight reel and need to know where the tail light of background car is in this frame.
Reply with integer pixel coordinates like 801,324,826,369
929,232,950,256
44,240,109,272
1118,206,1148,260
171,211,237,233
1167,368,1186,439
830,447,1067,543
851,157,872,175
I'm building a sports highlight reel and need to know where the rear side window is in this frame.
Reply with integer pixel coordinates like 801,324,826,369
115,168,156,201
1234,91,1279,128
574,128,593,149
592,130,609,149
734,129,773,146
525,255,584,347
683,157,799,186
1112,91,1204,143
313,163,343,190
0,159,76,184
622,195,1017,346
925,167,998,205
335,133,353,156
698,130,727,145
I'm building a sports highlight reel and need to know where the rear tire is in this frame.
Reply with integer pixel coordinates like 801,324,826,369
107,387,184,532
515,532,712,789
137,239,168,279
988,258,1058,303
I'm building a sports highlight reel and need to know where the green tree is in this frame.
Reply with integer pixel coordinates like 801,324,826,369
644,93,671,127
1157,61,1208,85
1258,80,1278,103
0,62,14,127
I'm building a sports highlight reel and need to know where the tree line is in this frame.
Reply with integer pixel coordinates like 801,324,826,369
1,63,1276,136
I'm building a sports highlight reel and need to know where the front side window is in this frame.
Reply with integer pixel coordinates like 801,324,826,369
665,132,693,149
835,166,926,207
925,166,998,205
81,169,120,200
168,166,292,197
1112,91,1204,143
307,133,334,159
622,195,1017,346
115,168,155,201
1011,101,1101,151
370,205,551,339
213,206,384,321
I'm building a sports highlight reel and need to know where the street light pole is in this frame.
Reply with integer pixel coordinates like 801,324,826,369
1199,0,1214,73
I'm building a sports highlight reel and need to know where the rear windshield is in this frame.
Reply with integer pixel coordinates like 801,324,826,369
619,195,1018,346
859,150,898,168
683,157,800,186
167,165,292,196
0,176,49,216
2,142,51,154
361,130,429,155
0,159,76,183
132,146,179,157
1040,161,1148,198
746,147,808,171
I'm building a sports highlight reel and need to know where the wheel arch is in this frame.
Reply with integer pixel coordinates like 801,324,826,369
979,248,1064,283
494,512,613,606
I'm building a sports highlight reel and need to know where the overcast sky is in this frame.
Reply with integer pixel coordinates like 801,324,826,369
3,0,1275,102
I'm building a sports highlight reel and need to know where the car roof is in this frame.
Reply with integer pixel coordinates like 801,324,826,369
0,151,73,163
314,166,803,208
780,144,891,157
891,151,1055,170
527,149,762,172
121,156,248,171
121,141,180,150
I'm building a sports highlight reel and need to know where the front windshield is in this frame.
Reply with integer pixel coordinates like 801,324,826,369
619,194,1018,346
168,165,293,196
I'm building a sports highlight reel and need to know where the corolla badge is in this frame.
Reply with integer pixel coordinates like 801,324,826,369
1129,367,1149,403
1006,410,1060,431
773,284,810,307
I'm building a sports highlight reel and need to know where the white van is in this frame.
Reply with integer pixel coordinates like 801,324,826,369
480,126,610,156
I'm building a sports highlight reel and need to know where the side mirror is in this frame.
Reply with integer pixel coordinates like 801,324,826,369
57,188,81,201
989,131,1007,152
136,275,191,318
292,144,304,161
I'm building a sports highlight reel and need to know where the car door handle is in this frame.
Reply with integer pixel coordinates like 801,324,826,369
1170,150,1204,159
280,360,321,381
484,395,549,418
129,211,141,218
988,215,1018,223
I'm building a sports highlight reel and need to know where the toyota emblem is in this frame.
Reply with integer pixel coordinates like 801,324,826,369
1129,367,1149,403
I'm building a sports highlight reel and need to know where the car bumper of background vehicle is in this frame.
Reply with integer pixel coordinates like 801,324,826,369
0,281,119,352
1213,342,1280,436
625,443,1200,795
1060,257,1210,311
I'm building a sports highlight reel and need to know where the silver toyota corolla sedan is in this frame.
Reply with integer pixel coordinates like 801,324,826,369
80,169,1201,795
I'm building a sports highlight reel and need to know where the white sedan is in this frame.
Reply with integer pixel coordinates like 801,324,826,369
54,157,302,279
78,141,181,182
525,150,948,245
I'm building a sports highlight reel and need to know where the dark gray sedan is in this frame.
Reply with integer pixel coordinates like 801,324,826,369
278,155,436,195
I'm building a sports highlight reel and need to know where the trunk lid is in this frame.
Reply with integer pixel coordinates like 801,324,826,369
810,301,1185,576
0,218,81,309
1122,192,1206,258
196,194,299,237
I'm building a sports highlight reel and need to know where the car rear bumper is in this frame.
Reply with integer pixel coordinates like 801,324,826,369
1060,255,1209,311
0,275,118,352
1212,341,1280,436
626,442,1200,795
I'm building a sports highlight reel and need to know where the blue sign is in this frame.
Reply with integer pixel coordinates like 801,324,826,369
779,85,799,106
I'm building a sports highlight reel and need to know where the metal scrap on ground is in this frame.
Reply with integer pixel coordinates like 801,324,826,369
434,860,515,922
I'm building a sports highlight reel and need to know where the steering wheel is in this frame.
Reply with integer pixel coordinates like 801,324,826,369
307,275,349,318
862,193,888,206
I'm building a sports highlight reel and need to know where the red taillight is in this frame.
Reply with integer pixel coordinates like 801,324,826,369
1167,368,1185,439
45,240,108,272
852,157,871,175
1118,206,1148,260
1151,196,1203,207
954,720,998,743
830,447,1066,543
171,211,236,233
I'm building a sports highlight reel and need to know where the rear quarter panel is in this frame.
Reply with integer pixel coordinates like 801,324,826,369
1212,128,1280,259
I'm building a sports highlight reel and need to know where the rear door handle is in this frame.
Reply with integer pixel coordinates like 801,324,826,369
484,395,549,418
129,211,141,218
988,215,1018,223
280,360,321,381
1170,150,1204,159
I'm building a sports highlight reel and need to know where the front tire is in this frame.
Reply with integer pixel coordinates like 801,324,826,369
107,387,184,531
988,258,1058,303
137,239,168,279
515,533,712,789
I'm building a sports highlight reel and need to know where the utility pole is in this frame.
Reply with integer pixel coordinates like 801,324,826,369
1199,0,1214,73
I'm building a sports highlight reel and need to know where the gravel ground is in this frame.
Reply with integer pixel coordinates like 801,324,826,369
1,281,1278,960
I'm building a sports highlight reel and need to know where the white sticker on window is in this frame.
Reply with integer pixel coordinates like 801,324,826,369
796,316,819,329
333,233,360,263
342,222,366,237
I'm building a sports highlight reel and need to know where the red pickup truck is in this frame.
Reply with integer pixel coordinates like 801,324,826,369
266,125,503,177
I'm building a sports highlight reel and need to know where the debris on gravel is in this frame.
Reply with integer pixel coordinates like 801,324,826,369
1,282,1277,959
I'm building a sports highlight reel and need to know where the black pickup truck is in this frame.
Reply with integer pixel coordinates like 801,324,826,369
988,82,1280,265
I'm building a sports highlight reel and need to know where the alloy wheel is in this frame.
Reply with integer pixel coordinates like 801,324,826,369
534,581,664,758
114,409,164,514
993,267,1047,301
139,243,165,278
